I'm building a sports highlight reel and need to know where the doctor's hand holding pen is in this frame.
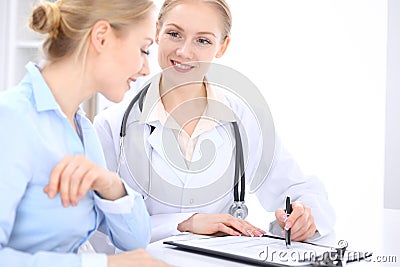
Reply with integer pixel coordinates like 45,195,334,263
177,213,266,237
275,201,317,241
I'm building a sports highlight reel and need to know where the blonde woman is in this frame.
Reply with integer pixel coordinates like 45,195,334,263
0,0,170,266
95,0,335,243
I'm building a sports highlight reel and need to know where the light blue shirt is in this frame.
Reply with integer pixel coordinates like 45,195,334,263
0,62,151,267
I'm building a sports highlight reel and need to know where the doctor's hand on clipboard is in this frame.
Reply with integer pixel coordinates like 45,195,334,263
177,213,267,237
275,201,317,241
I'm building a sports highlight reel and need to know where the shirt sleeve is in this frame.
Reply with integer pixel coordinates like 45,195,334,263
0,100,32,246
0,247,108,267
80,253,108,267
150,212,196,243
93,107,123,172
94,180,151,250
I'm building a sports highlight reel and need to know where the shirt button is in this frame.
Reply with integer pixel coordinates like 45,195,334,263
190,198,194,204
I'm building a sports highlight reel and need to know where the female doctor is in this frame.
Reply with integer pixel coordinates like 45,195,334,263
94,0,335,243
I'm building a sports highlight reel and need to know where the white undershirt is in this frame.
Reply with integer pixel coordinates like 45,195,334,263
143,80,235,165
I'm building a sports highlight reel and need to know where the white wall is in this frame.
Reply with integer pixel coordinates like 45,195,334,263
384,0,400,209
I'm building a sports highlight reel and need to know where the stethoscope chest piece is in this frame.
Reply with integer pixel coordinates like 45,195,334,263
229,201,248,219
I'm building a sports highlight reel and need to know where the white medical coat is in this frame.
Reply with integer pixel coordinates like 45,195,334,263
94,78,335,243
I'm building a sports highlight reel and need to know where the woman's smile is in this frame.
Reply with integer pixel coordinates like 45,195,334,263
171,60,194,72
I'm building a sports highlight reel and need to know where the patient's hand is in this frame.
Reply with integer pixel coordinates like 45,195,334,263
44,154,126,207
177,213,266,237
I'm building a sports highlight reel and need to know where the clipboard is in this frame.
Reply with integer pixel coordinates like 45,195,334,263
163,234,372,266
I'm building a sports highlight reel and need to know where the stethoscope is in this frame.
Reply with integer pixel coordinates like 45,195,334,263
117,83,249,219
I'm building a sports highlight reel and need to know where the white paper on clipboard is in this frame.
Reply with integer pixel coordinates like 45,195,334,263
164,234,333,266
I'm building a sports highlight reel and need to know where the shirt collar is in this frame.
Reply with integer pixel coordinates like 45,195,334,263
140,73,167,124
24,62,86,118
140,74,236,125
204,83,236,122
24,62,60,112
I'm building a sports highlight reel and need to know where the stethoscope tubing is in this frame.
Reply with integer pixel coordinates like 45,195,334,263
117,84,246,205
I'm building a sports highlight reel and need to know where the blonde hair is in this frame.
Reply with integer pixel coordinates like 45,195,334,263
158,0,232,41
29,0,155,62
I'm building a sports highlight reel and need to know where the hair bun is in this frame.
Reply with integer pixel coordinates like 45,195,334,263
29,1,61,39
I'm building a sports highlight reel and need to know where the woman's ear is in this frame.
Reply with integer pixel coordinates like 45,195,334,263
90,20,112,52
216,36,231,58
155,21,161,44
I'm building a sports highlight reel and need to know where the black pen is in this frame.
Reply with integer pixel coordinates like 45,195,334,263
285,196,292,248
